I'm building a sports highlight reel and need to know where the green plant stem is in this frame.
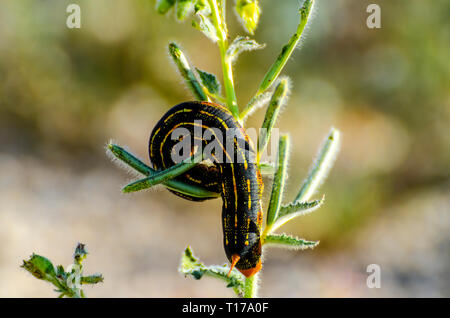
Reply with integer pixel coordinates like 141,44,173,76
208,0,239,119
220,43,239,118
243,274,258,298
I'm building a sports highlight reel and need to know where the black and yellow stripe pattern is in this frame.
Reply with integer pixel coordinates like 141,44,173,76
149,101,264,277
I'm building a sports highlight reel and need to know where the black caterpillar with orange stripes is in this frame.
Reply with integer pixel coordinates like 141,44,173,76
149,101,264,277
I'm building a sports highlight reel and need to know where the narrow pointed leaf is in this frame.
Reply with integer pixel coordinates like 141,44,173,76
270,196,324,232
81,274,104,285
107,143,219,199
257,78,290,160
122,149,204,193
266,134,290,226
241,0,315,121
295,128,340,202
269,197,324,233
263,234,319,250
240,91,272,122
168,42,208,101
278,196,324,219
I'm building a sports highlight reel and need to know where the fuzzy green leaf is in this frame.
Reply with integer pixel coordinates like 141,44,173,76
194,0,211,14
56,265,66,280
81,274,104,285
295,128,340,202
269,197,324,233
257,78,290,160
279,197,324,215
179,246,245,296
192,12,219,42
107,143,220,199
180,245,204,272
196,68,221,95
254,0,315,97
168,42,209,101
263,234,319,250
21,254,57,282
156,0,176,14
227,36,265,62
266,134,290,226
240,91,272,121
21,244,104,298
176,0,196,21
279,196,324,220
122,148,203,193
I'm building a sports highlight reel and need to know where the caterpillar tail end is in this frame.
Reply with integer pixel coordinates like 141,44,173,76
227,255,263,278
237,259,262,278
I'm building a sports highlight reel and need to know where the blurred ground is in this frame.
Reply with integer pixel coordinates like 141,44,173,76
0,0,449,297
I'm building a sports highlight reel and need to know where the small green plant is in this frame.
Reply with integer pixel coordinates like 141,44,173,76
21,243,104,298
108,0,340,297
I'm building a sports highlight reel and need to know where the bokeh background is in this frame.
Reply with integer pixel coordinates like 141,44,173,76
0,0,449,297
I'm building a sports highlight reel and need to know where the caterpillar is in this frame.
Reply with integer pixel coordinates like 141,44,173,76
149,101,264,277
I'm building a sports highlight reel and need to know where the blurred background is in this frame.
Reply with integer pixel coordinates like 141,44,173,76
0,0,448,297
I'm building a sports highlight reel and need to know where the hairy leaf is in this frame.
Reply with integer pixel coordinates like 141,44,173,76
295,128,340,202
264,234,319,250
270,197,324,233
227,36,265,62
196,68,221,95
176,0,196,21
155,0,176,14
180,246,245,296
192,12,219,42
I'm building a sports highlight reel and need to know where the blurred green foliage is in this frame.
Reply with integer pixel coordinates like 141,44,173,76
0,0,448,250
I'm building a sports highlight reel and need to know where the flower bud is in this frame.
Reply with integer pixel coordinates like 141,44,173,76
235,0,261,35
